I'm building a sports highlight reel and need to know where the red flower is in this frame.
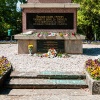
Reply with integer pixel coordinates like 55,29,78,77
72,33,75,36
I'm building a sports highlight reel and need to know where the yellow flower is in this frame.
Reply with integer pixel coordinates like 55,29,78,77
98,67,100,71
59,33,63,37
91,70,98,75
28,45,33,49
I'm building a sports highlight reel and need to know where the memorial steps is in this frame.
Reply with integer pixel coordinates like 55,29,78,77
4,71,88,89
0,89,90,99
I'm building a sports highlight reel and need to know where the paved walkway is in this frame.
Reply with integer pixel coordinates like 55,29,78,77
0,44,100,99
0,44,100,73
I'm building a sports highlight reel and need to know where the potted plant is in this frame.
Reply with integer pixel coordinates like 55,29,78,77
0,56,12,88
85,58,100,94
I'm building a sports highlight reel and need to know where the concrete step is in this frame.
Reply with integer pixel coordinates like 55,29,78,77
5,78,88,89
10,71,86,79
1,95,100,100
1,89,97,100
0,89,90,96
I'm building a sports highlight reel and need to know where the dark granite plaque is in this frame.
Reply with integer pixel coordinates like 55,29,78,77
26,13,74,29
37,40,64,52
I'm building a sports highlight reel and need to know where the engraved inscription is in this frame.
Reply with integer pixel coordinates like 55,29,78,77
26,13,74,29
33,15,67,25
37,40,64,52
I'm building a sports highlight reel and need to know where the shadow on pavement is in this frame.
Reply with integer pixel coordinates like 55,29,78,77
83,48,100,56
0,89,11,95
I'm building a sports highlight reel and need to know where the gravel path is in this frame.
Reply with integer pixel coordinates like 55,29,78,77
0,44,100,73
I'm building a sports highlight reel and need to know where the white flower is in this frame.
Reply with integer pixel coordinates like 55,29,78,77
47,48,57,58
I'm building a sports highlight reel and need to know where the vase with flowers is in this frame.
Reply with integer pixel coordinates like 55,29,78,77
28,44,33,55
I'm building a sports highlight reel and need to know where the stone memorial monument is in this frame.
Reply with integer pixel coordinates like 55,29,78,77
14,0,85,54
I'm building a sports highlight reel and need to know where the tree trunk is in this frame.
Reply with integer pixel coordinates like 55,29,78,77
86,26,94,41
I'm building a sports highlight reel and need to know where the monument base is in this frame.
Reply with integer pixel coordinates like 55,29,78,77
15,34,85,54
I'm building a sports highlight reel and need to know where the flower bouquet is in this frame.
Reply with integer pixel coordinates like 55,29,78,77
47,48,57,58
28,44,33,55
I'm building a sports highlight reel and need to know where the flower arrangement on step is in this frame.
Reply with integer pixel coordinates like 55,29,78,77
33,32,78,38
0,56,11,76
59,32,63,37
72,32,76,36
63,32,77,37
37,33,43,38
36,32,57,37
85,58,100,80
33,50,70,58
48,32,56,37
28,44,33,55
47,48,57,58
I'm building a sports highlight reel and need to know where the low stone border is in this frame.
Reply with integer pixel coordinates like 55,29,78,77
85,70,100,95
0,67,12,88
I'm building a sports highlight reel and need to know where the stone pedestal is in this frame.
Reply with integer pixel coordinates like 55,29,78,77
15,34,85,54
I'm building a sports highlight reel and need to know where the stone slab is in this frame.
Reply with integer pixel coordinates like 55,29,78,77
5,78,88,89
14,34,85,40
20,3,80,8
28,0,72,3
7,79,87,85
10,71,86,79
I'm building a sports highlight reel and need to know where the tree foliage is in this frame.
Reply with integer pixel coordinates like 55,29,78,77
0,0,100,40
0,0,26,40
73,0,100,40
